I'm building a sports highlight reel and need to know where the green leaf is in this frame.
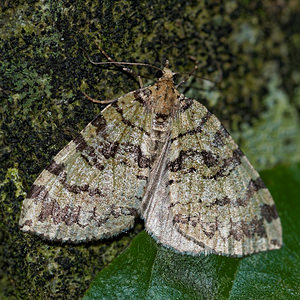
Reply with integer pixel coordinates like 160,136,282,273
229,163,300,299
84,163,300,300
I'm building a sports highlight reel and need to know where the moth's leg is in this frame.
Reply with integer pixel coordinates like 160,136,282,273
82,90,117,104
96,45,144,88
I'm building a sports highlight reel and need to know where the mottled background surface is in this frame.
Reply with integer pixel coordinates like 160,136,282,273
1,0,300,298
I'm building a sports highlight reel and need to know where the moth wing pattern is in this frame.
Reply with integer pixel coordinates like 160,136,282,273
142,149,207,254
19,89,152,242
167,97,282,256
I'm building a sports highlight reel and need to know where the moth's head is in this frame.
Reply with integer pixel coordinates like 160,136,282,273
161,60,175,81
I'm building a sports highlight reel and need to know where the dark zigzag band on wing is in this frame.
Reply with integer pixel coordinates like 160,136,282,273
167,147,244,179
21,190,139,229
73,134,151,169
170,110,212,142
110,101,150,136
172,206,278,241
169,177,267,208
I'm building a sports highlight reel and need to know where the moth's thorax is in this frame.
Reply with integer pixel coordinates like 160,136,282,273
143,68,180,160
152,67,180,117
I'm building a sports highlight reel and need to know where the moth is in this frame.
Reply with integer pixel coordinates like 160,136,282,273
19,54,282,257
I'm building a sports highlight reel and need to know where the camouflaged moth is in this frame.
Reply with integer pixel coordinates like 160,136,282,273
19,55,282,256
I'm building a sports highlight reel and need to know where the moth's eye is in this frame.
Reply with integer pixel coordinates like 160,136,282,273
156,70,163,78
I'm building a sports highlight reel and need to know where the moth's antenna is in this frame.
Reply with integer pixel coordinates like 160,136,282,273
88,59,162,71
82,44,162,104
175,56,223,88
175,56,199,88
180,73,218,84
89,44,162,87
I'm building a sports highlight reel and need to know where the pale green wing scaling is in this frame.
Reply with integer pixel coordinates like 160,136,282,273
168,98,282,256
19,89,152,242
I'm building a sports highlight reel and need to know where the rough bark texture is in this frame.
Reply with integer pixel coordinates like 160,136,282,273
1,0,299,298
